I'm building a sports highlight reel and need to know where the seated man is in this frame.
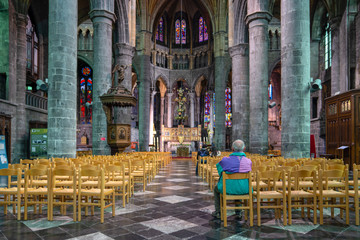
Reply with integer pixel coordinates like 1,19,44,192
195,144,209,175
212,139,252,218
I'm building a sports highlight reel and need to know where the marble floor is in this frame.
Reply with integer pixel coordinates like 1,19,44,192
1,160,360,239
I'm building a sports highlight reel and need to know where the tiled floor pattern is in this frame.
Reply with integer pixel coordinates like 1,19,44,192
1,160,360,239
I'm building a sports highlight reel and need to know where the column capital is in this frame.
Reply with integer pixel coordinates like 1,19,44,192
245,11,272,26
188,92,195,101
329,16,341,30
229,43,249,58
151,90,157,97
13,0,31,15
115,43,135,58
16,12,27,24
167,92,173,98
89,9,116,23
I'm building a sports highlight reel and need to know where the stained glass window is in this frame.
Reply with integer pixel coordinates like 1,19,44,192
175,18,186,44
199,17,208,43
79,66,93,124
324,21,331,70
181,19,186,44
225,88,232,127
82,67,91,76
156,17,164,42
199,17,204,42
175,19,180,44
268,83,273,100
204,21,208,41
204,92,211,128
26,15,39,75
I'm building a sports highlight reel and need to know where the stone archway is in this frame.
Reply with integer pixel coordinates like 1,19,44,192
268,61,281,151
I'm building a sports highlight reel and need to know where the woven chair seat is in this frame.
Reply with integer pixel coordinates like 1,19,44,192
105,181,128,187
254,190,283,198
287,190,313,197
27,187,48,194
315,189,346,197
53,188,77,194
81,188,113,196
0,187,24,194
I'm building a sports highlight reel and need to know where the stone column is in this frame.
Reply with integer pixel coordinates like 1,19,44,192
330,17,341,95
13,13,28,161
151,50,156,65
114,43,135,125
214,57,227,150
213,19,229,150
167,92,173,128
135,54,151,151
160,97,165,127
209,91,214,144
281,0,310,158
245,3,271,154
196,96,201,125
149,90,156,145
89,1,115,155
229,44,249,145
167,55,173,69
189,55,195,69
160,96,165,151
189,92,195,128
48,0,78,158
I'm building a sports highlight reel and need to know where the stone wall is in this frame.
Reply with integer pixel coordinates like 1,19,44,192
153,65,214,90
310,118,326,156
0,1,9,99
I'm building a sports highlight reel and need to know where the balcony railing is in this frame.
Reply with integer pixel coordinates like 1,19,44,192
26,92,48,110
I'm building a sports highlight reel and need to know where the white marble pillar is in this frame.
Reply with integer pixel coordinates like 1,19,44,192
167,92,173,128
149,90,156,145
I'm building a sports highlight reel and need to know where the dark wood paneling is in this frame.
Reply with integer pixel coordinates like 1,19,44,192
325,89,360,167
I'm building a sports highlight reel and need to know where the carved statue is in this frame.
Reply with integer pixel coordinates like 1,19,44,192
111,64,128,87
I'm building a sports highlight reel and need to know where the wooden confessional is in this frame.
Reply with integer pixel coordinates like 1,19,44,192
325,89,360,167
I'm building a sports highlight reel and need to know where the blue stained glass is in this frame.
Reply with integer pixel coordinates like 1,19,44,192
175,20,180,44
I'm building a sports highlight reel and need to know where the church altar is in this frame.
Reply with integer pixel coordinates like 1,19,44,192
161,125,201,154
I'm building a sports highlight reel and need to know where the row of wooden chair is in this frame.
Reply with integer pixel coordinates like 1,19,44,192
220,167,353,227
1,152,172,223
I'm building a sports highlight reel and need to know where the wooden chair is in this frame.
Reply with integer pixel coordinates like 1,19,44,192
349,168,360,225
20,159,34,169
251,166,267,189
120,159,134,197
220,172,253,227
316,169,349,225
349,164,360,187
254,170,287,226
78,168,115,223
105,164,129,207
24,167,50,220
49,167,77,221
287,170,317,225
131,159,147,192
0,168,22,220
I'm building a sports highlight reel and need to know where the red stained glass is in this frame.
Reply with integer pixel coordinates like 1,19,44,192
79,66,93,124
82,67,91,76
225,88,232,127
199,17,204,42
175,20,180,44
